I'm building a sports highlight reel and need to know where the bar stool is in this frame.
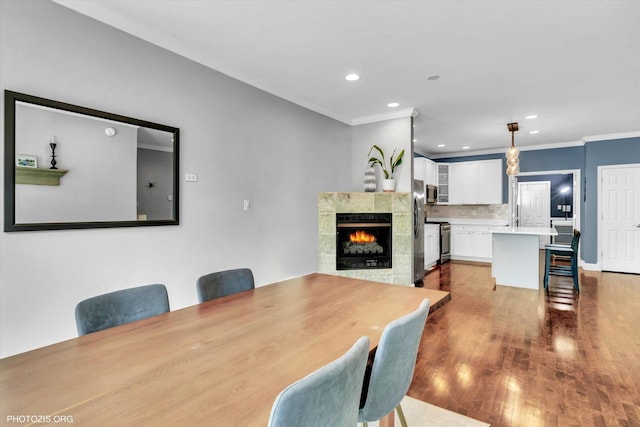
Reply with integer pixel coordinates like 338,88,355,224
544,230,581,291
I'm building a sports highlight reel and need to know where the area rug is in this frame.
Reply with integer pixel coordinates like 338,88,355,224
366,396,490,427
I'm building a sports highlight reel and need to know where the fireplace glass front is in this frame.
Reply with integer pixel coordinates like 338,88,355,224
336,213,392,270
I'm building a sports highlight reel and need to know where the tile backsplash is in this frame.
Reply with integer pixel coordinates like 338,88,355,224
426,204,508,219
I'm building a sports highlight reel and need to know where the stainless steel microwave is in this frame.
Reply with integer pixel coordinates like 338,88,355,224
426,185,438,204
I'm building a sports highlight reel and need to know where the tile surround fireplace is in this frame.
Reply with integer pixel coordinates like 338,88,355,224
318,192,413,285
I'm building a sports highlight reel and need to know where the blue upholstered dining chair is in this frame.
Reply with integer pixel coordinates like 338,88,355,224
75,284,170,336
358,299,431,427
268,336,370,427
544,229,581,291
196,268,255,303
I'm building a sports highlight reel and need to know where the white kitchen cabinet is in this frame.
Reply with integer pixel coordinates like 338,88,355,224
413,157,426,182
449,162,476,204
414,157,437,186
451,225,493,262
447,159,502,204
451,225,475,258
424,224,440,267
424,158,437,186
476,160,503,204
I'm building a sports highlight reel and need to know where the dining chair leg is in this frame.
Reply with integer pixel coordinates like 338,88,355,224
396,403,408,427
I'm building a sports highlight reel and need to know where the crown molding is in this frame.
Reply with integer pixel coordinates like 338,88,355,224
583,130,640,142
351,108,418,126
427,130,640,159
428,139,585,159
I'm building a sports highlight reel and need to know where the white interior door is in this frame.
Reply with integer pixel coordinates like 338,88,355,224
518,181,551,247
600,164,640,273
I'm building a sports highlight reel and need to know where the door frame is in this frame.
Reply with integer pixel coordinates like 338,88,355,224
597,163,640,272
515,169,582,260
516,169,581,231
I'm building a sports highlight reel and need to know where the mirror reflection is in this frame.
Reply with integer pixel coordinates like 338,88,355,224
5,91,179,231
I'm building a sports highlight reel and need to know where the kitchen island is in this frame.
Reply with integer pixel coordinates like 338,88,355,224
491,227,558,289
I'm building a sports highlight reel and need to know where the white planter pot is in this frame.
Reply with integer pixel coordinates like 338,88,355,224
382,179,396,192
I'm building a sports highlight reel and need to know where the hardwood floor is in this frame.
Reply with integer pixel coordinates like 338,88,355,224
411,260,640,427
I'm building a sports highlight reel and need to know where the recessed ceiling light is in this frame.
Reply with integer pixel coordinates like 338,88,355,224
525,114,538,119
462,146,471,150
529,130,540,134
413,139,417,143
345,73,360,81
387,102,399,108
437,144,446,148
426,74,440,81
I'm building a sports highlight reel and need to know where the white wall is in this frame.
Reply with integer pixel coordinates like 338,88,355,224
0,0,351,357
350,117,413,192
15,103,138,222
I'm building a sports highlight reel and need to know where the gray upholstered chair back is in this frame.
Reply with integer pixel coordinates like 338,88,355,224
75,284,170,336
196,268,254,303
359,299,430,423
268,335,370,427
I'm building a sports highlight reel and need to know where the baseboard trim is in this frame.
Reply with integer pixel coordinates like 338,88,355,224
581,261,601,271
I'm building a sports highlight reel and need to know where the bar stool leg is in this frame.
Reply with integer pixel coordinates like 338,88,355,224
571,255,580,291
544,249,551,290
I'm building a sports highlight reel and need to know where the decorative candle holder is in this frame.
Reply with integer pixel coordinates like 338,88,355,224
49,142,57,170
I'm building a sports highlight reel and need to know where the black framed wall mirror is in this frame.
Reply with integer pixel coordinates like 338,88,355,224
4,90,179,231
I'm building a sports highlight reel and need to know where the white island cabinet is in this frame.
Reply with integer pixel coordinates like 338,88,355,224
491,227,558,289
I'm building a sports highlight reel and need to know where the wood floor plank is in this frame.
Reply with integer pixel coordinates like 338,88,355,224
411,260,640,427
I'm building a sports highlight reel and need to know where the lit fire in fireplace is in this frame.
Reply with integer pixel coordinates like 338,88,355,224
350,230,377,243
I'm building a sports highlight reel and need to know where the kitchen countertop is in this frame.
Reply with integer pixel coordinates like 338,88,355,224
490,226,558,236
427,217,509,226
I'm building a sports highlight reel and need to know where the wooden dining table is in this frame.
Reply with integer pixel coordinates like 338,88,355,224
0,273,450,426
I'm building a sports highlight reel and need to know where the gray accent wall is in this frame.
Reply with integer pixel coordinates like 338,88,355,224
584,137,640,264
0,0,351,356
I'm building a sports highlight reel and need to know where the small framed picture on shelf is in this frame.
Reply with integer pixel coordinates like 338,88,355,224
16,155,37,168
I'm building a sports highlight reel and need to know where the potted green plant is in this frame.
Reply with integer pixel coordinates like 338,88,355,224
368,145,405,192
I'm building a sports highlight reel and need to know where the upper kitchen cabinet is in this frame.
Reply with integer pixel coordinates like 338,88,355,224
413,157,437,186
437,163,449,203
414,157,425,181
447,159,502,204
476,159,502,203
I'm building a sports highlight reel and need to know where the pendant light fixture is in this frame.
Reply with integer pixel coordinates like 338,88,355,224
506,122,520,176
